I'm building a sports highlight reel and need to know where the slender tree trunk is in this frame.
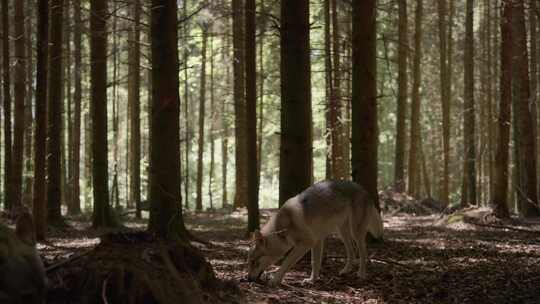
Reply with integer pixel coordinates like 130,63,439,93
183,0,190,210
195,26,208,212
463,0,477,206
68,0,82,215
233,0,248,208
64,4,72,212
515,0,540,217
257,0,266,190
222,32,231,208
324,0,333,179
394,0,408,192
407,0,423,199
208,36,215,210
2,0,12,211
148,0,186,239
23,1,33,208
330,0,345,180
493,0,513,218
129,0,141,218
34,0,49,240
12,0,26,210
279,0,313,206
246,0,260,232
351,0,378,206
437,0,450,206
47,0,64,225
90,0,115,227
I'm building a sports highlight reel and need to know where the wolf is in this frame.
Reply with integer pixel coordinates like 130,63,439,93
0,212,47,303
247,180,383,286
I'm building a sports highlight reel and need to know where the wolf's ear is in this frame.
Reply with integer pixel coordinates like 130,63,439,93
15,212,36,246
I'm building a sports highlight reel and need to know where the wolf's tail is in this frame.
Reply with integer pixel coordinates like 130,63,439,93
366,202,384,240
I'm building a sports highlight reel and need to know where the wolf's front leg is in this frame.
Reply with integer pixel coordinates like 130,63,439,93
307,239,324,283
268,245,310,287
338,225,355,275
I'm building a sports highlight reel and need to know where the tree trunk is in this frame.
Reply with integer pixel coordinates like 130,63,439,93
2,0,12,211
23,0,33,208
407,0,423,199
12,0,26,210
69,0,82,215
183,0,190,210
195,26,208,212
515,0,540,217
246,0,260,232
222,32,231,208
437,0,450,206
351,0,378,206
90,0,115,227
324,0,333,179
279,0,313,206
47,0,64,225
233,0,248,209
129,0,141,218
34,0,49,240
394,0,408,192
463,0,477,206
208,36,215,210
330,0,345,180
148,0,187,239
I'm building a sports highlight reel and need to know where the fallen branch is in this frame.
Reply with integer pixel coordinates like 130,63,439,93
465,219,540,235
46,250,92,273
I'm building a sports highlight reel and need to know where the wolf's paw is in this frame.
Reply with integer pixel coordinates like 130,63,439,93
302,276,319,285
267,275,282,287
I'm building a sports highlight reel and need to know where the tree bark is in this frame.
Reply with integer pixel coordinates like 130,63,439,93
2,0,12,211
246,0,260,232
279,0,313,206
233,0,248,208
47,0,64,225
515,0,540,217
195,26,208,212
90,0,115,227
351,0,378,206
129,0,141,218
407,0,423,199
394,0,408,192
463,0,477,206
437,0,450,206
148,0,187,239
34,0,49,240
70,0,82,215
12,0,26,210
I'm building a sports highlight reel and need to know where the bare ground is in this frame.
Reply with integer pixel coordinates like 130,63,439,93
42,210,540,304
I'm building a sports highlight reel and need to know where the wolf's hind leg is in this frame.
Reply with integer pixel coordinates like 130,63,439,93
338,224,355,275
353,225,368,280
307,239,324,282
269,245,311,287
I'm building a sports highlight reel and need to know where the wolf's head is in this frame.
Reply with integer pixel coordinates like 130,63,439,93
247,230,289,282
0,213,47,304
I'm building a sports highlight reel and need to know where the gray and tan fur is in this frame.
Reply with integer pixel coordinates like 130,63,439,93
247,180,383,286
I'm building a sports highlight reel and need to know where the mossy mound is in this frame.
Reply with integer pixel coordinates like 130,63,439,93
47,231,243,304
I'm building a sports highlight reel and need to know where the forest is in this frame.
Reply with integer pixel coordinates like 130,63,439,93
0,0,539,303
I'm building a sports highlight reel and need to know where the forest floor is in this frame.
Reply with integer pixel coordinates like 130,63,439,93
41,209,540,304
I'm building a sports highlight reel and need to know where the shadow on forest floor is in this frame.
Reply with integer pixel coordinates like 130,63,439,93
42,211,540,303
